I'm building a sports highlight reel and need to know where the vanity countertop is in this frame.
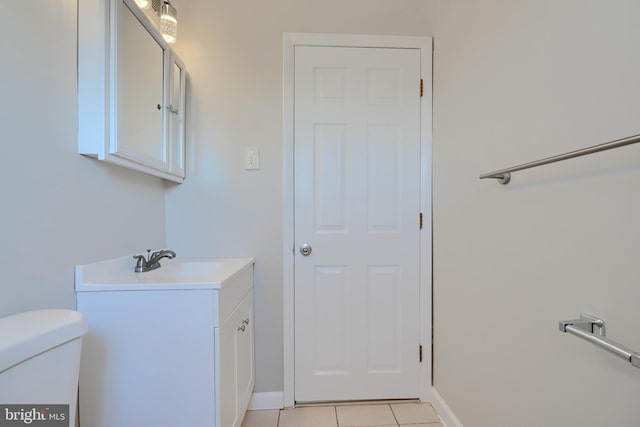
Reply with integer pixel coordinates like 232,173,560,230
75,256,254,292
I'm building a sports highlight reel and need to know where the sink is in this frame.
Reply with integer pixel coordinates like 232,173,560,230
142,261,231,282
75,256,254,291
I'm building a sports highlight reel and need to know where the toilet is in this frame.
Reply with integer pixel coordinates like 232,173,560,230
0,309,87,427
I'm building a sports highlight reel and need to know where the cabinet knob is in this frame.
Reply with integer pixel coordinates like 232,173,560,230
243,318,250,325
237,324,246,332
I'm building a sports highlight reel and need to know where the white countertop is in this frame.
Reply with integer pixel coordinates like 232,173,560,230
75,256,255,291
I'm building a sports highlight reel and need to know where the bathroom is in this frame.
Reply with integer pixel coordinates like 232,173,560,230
2,1,640,426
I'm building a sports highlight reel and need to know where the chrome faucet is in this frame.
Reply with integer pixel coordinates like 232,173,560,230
133,249,177,273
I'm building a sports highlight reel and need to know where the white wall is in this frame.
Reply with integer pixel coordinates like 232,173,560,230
165,0,434,392
432,1,640,425
0,1,166,317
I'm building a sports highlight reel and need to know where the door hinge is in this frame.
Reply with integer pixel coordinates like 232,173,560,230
420,79,424,97
419,212,423,230
419,344,423,363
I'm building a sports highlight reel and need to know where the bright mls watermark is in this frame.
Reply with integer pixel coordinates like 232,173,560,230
0,405,68,426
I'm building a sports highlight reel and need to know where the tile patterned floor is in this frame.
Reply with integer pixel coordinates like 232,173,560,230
241,402,443,427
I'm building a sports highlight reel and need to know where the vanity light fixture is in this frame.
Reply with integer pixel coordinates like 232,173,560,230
160,0,178,44
134,0,150,9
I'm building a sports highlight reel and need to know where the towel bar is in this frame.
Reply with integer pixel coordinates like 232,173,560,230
480,133,640,184
559,314,640,369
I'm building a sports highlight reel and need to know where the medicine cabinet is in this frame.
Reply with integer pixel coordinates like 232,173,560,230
79,0,186,183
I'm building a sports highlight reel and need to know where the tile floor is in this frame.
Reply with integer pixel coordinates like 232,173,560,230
241,401,443,427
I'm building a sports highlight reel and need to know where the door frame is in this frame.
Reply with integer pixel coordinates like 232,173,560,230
283,33,433,407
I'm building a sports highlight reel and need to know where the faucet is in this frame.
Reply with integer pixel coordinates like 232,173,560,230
133,249,177,273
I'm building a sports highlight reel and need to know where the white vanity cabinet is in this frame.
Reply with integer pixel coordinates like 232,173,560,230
78,0,187,182
76,258,255,427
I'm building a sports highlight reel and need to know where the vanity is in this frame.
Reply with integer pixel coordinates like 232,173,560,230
75,256,255,427
78,0,186,182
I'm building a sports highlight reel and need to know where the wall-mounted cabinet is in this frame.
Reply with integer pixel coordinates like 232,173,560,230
79,0,186,183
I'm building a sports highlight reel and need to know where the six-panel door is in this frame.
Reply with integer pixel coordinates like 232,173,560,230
294,46,423,402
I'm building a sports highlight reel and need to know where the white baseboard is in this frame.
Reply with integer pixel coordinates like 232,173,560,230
248,391,284,410
432,387,464,427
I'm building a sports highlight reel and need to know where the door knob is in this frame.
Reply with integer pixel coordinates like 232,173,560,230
299,243,312,256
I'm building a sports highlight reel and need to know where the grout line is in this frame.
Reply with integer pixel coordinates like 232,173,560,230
389,403,400,426
276,408,281,427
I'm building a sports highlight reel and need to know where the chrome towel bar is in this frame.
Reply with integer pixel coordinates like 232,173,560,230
559,314,640,369
480,133,640,184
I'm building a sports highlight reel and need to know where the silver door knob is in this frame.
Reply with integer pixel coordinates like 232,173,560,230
299,243,312,256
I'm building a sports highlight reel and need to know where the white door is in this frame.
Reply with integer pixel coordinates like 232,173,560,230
294,46,422,402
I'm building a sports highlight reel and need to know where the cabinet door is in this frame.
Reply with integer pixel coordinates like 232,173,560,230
115,0,168,170
168,54,186,178
236,290,255,420
217,290,255,427
218,308,237,427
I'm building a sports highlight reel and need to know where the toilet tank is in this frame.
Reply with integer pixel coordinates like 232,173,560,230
0,309,88,426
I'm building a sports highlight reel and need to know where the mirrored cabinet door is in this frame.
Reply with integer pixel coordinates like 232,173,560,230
168,56,186,177
115,0,168,170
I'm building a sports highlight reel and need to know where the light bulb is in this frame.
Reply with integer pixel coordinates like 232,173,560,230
160,1,178,44
134,0,150,9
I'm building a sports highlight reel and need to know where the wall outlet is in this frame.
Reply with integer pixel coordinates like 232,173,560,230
244,146,260,170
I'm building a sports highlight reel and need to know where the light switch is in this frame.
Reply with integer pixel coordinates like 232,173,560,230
244,146,260,170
